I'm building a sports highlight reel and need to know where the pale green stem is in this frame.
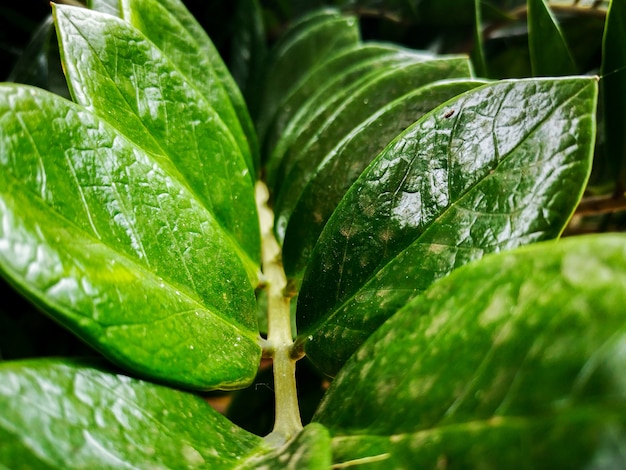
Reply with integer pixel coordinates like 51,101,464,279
256,181,303,446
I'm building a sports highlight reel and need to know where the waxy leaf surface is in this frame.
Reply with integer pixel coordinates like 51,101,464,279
121,0,259,175
0,359,266,468
282,79,488,279
87,0,121,17
297,77,597,376
54,5,260,270
273,57,474,242
315,234,626,468
0,85,260,390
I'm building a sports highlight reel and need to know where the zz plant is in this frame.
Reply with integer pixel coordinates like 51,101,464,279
1,0,625,467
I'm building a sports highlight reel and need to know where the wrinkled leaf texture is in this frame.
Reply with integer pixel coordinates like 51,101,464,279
297,77,597,376
0,3,263,390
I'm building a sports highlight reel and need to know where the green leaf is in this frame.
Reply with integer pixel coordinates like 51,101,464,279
296,77,597,377
120,0,260,177
256,11,360,154
314,234,626,468
265,50,435,191
0,84,260,390
87,0,121,17
262,42,416,162
53,5,260,272
240,423,331,469
282,79,488,279
0,359,267,468
601,0,626,190
273,57,474,242
527,0,577,76
470,0,488,77
268,55,471,200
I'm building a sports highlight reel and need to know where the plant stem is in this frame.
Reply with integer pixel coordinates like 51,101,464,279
256,181,303,446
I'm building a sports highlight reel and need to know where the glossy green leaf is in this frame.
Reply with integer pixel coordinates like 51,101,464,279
256,11,360,154
297,77,597,376
0,84,260,390
269,55,471,199
87,0,121,17
315,234,626,468
0,359,267,468
262,42,416,162
282,79,488,279
121,0,259,176
265,51,435,191
601,0,626,190
274,57,474,239
54,5,260,272
527,0,577,76
240,423,331,469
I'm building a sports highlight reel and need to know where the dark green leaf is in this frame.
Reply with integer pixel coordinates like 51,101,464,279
265,50,428,191
240,423,331,468
601,0,626,190
120,0,259,177
0,85,260,390
527,0,577,76
256,11,360,154
471,0,488,77
87,0,121,17
282,79,488,279
0,359,266,468
315,234,626,468
54,5,260,271
262,42,414,161
297,77,597,376
273,57,474,242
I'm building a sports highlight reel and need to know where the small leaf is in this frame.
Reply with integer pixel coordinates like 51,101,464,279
54,5,260,271
240,423,331,469
0,85,260,390
297,77,597,376
256,11,360,153
0,359,267,468
121,0,259,176
601,0,626,190
282,79,488,279
314,234,626,467
527,0,577,76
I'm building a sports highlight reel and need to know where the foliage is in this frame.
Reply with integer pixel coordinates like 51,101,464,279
0,0,625,468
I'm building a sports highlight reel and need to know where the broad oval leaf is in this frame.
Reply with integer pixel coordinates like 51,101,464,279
256,10,360,153
527,0,577,76
0,85,260,390
296,77,598,377
54,5,260,272
0,359,267,468
315,234,626,468
119,0,260,177
273,57,474,243
282,79,488,279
